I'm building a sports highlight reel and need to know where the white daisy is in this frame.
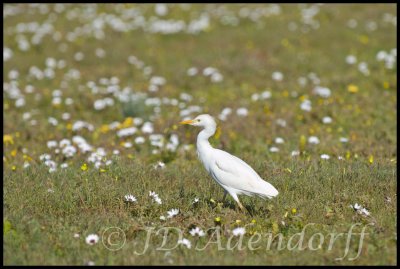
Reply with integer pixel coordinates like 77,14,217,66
350,203,370,217
351,203,362,210
167,208,179,218
154,161,166,169
189,227,205,237
59,139,71,148
360,208,370,216
187,67,198,76
300,99,312,111
272,71,283,81
149,191,162,204
276,118,287,127
124,194,137,203
291,150,300,157
135,136,145,144
47,140,58,149
123,142,133,148
358,62,370,76
236,107,248,117
275,137,284,144
154,197,162,204
269,146,279,153
60,163,68,169
308,136,320,144
322,116,332,124
313,86,331,98
260,90,272,99
320,154,330,160
85,234,99,245
141,122,154,134
211,72,223,83
117,127,137,138
177,238,191,249
345,55,357,65
251,93,259,101
49,167,57,173
232,227,246,236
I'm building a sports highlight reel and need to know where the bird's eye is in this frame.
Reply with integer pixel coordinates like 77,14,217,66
197,119,201,122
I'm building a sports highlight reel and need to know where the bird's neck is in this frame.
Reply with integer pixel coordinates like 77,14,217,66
197,126,216,151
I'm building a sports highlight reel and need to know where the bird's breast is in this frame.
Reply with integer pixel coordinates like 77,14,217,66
196,148,212,173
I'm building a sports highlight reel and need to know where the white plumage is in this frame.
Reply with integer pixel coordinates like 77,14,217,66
180,114,278,211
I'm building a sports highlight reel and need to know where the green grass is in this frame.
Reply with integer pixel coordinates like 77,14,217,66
3,3,397,265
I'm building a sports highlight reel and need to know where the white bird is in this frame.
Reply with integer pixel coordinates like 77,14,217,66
180,114,278,211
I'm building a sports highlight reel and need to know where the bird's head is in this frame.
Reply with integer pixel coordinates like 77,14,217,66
179,114,216,130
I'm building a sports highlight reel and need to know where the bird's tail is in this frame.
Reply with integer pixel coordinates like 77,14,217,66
257,180,279,199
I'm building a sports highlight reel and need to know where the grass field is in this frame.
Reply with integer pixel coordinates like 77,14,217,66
3,4,397,265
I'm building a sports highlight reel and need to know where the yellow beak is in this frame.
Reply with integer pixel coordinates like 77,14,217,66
179,119,195,125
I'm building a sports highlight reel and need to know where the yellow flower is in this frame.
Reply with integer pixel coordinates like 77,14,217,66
23,154,33,161
12,165,16,171
235,219,241,224
214,217,221,223
246,41,254,50
100,168,107,173
347,84,359,93
299,95,308,101
299,135,307,151
272,221,279,234
368,155,374,164
359,35,369,44
281,38,290,47
214,126,221,140
292,208,297,214
3,135,14,145
119,117,133,129
228,131,237,140
383,82,390,89
81,163,88,171
251,219,256,224
100,124,110,133
11,149,17,157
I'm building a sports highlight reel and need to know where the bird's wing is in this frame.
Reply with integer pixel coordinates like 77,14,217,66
210,149,278,198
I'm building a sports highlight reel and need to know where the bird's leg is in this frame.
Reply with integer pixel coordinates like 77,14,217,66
222,191,227,202
236,200,245,212
230,193,246,212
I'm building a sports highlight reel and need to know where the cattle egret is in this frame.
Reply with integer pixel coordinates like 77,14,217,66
180,114,278,211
